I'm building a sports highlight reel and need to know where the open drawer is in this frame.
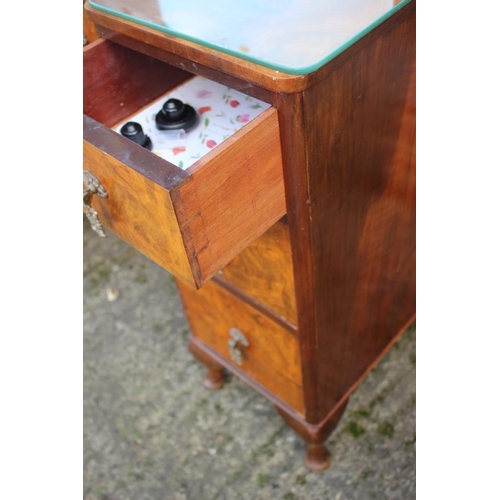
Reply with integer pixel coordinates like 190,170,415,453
83,39,285,289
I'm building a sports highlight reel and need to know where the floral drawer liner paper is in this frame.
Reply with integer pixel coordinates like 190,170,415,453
114,76,271,170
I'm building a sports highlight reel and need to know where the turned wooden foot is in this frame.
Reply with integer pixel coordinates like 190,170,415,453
305,443,331,472
188,337,225,389
275,398,349,472
202,367,224,390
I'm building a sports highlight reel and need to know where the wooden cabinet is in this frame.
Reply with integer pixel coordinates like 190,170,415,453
83,0,415,471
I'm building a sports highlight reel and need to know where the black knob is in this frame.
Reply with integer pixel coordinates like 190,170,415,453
120,122,152,150
155,98,198,132
163,99,186,121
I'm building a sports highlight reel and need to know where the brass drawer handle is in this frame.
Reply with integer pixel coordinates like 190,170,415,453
228,328,250,365
83,170,108,238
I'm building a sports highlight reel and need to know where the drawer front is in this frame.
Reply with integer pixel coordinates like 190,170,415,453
83,123,193,282
84,40,286,289
216,221,297,327
176,279,305,415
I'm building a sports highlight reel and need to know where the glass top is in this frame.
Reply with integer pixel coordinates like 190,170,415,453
89,0,411,75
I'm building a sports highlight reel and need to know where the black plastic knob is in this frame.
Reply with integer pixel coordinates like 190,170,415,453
155,98,198,132
120,122,152,150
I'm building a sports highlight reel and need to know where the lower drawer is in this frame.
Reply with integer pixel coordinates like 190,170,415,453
176,279,305,415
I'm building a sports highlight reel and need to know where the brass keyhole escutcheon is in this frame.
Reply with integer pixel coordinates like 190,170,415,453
228,328,250,365
83,170,108,237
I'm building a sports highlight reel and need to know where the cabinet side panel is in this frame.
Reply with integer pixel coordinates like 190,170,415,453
309,6,415,419
280,3,416,422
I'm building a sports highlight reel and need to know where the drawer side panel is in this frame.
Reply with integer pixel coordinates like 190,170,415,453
84,38,192,127
176,108,286,287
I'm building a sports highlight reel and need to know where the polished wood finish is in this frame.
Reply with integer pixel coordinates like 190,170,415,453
174,109,286,286
277,2,416,423
201,368,225,390
177,280,305,415
92,25,278,106
216,221,297,327
304,444,331,473
84,40,285,288
83,118,193,282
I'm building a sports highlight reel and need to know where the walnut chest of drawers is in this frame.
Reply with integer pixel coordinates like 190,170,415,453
83,0,416,471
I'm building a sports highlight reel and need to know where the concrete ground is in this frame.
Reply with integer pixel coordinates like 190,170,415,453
83,218,416,500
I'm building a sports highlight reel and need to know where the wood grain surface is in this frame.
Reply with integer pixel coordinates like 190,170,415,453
84,40,285,288
83,1,99,44
176,108,286,287
84,38,192,127
84,108,285,288
277,3,416,422
177,279,305,415
83,2,416,436
216,221,297,327
83,119,195,284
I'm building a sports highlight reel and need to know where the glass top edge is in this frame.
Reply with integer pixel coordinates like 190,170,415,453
88,0,413,76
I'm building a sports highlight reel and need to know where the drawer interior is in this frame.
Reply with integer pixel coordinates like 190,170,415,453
83,39,286,289
84,38,192,128
111,75,272,171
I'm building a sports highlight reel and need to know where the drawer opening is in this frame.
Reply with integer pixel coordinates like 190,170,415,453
111,76,272,173
84,38,193,128
84,39,286,289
